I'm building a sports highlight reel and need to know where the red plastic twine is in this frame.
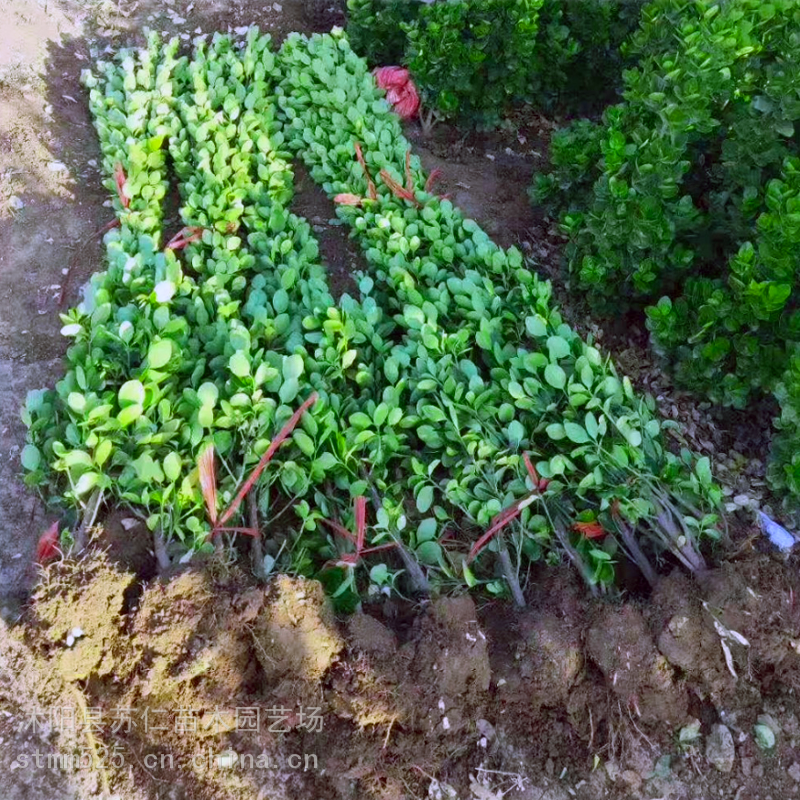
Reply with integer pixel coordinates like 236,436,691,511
374,67,420,120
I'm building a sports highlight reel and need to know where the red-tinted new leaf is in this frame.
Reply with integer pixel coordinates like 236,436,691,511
198,445,218,525
379,170,421,207
572,521,606,539
166,226,204,251
468,503,524,562
36,522,60,563
405,149,414,194
216,393,318,529
334,193,365,207
320,516,359,546
114,162,130,209
354,142,377,201
354,495,367,552
424,168,443,194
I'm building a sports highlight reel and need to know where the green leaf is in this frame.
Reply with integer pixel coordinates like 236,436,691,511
626,429,642,448
550,454,567,475
373,403,389,427
544,364,566,389
119,380,145,407
229,352,250,378
67,392,86,413
525,315,548,338
463,562,478,587
95,439,112,467
118,404,143,426
131,453,164,484
645,419,660,439
696,456,712,487
416,485,434,514
21,445,41,471
546,423,566,440
148,339,172,369
163,452,182,482
417,518,438,543
404,305,425,329
313,452,338,472
507,420,525,445
279,377,300,404
350,412,373,430
197,382,219,407
564,422,589,444
421,405,447,423
198,404,214,427
273,288,289,313
342,349,358,369
283,354,305,380
754,724,776,751
74,471,100,496
416,540,442,565
293,430,316,457
547,336,571,360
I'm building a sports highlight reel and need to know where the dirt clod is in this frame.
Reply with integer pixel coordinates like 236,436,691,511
586,603,688,726
252,574,344,686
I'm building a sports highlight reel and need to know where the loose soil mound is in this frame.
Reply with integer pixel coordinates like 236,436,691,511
8,544,800,799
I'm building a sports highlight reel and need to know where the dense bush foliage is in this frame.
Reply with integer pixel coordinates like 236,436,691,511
23,29,721,605
345,0,423,65
346,0,644,125
532,0,646,106
403,0,543,126
535,0,800,508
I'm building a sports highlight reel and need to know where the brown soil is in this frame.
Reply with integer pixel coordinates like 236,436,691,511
2,543,798,800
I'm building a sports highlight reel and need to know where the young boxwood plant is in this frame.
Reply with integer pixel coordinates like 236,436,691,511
276,30,723,595
25,28,724,605
24,33,339,567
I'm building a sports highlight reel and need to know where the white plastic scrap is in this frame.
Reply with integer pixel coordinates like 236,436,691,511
758,511,797,552
704,602,750,680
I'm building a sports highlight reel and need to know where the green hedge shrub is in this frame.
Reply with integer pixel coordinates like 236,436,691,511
345,0,423,65
533,0,646,107
346,0,645,126
535,0,800,509
403,0,543,127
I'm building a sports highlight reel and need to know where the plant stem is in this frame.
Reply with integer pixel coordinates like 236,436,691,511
553,519,599,597
497,540,525,607
248,492,265,581
363,473,429,595
153,529,170,572
74,488,103,552
616,519,658,587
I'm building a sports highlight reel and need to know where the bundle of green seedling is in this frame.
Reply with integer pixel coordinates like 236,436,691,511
23,28,721,607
